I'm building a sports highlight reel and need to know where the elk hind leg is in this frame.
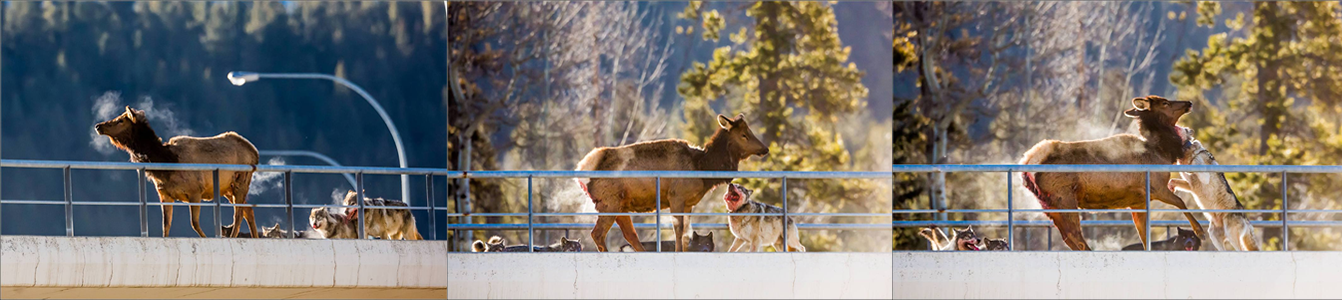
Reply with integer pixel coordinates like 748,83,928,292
1046,211,1090,251
614,216,642,251
1152,187,1207,238
1131,211,1150,250
591,216,618,252
187,198,207,238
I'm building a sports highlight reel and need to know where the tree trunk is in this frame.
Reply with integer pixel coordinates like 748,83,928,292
1255,2,1285,156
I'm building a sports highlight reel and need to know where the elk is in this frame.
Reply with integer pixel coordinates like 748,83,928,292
575,113,769,252
1018,95,1205,250
96,106,260,238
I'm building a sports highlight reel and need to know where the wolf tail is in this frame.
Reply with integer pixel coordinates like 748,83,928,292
404,218,424,240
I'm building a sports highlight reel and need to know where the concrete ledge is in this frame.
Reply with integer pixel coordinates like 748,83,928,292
894,252,1342,299
0,236,446,299
448,253,894,299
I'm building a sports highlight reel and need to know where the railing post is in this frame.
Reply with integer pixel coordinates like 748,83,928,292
1144,171,1151,251
527,176,534,252
781,177,788,253
427,174,436,241
1006,171,1014,251
356,172,366,239
655,177,662,253
63,166,73,237
1281,171,1289,251
214,169,222,238
138,168,148,237
284,171,294,236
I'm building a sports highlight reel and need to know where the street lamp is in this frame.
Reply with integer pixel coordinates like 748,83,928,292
228,71,411,204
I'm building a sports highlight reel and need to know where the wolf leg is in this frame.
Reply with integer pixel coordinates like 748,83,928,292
729,238,746,252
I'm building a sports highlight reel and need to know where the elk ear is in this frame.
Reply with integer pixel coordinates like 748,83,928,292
1123,108,1142,118
717,114,734,130
124,106,138,122
1131,97,1151,110
735,113,746,122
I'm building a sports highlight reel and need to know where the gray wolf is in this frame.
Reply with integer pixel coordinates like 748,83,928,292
1122,227,1201,251
620,231,715,252
917,226,982,251
1168,128,1260,251
341,190,423,240
723,183,804,252
473,236,583,252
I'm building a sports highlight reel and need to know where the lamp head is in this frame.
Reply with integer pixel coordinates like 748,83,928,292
227,72,260,86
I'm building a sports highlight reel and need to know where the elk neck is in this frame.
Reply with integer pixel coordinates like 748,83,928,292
696,128,740,186
1137,114,1185,162
113,122,179,164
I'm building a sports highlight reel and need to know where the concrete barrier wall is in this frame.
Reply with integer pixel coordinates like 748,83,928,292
894,252,1342,299
0,236,446,299
448,253,894,299
450,251,1342,299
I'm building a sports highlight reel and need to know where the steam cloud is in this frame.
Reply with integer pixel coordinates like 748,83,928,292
248,157,287,195
89,91,197,155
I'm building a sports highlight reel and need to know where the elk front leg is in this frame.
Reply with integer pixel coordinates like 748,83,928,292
158,190,175,237
670,204,687,252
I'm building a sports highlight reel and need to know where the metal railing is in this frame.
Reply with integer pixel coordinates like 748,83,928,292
0,159,449,240
446,170,892,252
892,164,1342,251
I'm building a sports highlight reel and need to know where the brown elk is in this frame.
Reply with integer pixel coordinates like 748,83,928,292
1018,95,1205,250
96,106,260,238
575,113,769,252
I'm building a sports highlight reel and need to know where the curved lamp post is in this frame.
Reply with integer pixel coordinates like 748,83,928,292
228,71,410,204
258,150,358,189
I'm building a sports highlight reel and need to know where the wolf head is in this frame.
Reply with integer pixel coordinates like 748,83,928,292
981,238,1009,251
952,226,981,251
1174,228,1201,251
724,183,754,211
686,231,715,252
556,236,583,252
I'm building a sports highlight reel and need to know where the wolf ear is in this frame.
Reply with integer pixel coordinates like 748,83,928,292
717,114,734,130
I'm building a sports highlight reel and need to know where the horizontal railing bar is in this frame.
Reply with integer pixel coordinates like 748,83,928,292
894,208,1150,213
891,220,1342,228
0,159,449,175
464,170,890,179
891,164,1342,173
447,223,889,230
451,212,891,217
0,200,65,205
891,208,1318,214
0,200,441,211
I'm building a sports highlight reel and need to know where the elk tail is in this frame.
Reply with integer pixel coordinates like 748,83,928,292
1019,141,1056,205
574,149,605,199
